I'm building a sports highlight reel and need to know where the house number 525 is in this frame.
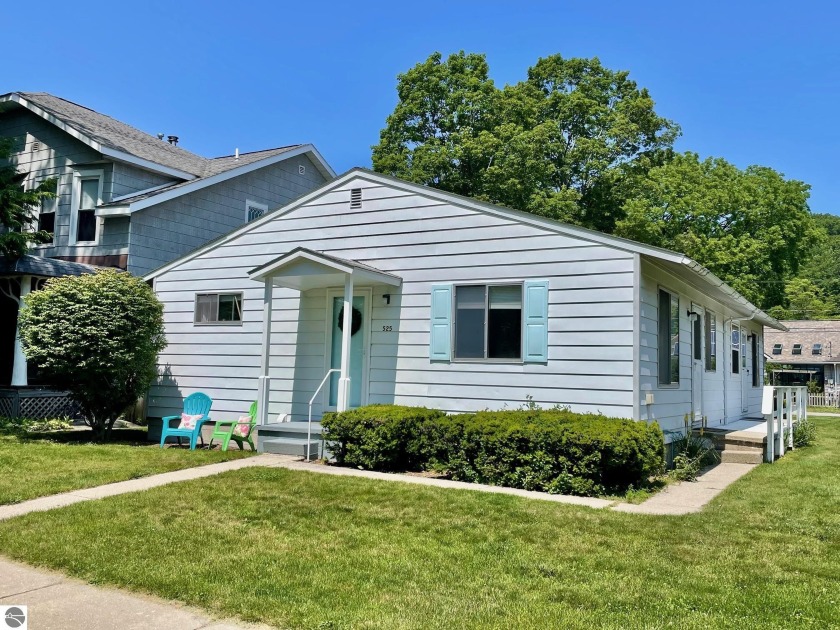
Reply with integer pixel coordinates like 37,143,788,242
382,325,393,332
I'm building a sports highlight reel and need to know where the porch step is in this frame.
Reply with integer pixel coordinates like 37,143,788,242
262,437,321,460
719,449,763,465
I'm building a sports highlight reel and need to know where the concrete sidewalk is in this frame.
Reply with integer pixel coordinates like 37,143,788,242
0,558,272,630
0,454,291,521
612,462,757,515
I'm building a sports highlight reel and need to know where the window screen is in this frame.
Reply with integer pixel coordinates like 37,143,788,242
195,293,243,324
658,289,679,384
454,284,522,360
77,178,98,242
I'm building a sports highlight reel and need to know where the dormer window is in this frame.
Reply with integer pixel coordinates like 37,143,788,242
772,343,782,355
792,343,802,355
813,343,823,355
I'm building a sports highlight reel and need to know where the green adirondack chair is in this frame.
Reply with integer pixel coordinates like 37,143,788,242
159,392,213,450
209,401,258,451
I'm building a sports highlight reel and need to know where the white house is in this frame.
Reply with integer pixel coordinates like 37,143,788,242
145,169,784,452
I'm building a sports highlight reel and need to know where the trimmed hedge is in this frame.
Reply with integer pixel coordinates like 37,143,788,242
322,405,664,496
321,405,446,472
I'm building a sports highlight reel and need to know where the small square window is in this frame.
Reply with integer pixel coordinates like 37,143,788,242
195,293,243,324
792,343,802,355
772,343,782,355
813,344,823,355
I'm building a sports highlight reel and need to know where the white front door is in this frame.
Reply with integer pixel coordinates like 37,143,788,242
691,309,703,423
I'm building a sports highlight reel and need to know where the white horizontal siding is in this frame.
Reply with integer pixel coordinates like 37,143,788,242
150,176,638,421
638,259,766,437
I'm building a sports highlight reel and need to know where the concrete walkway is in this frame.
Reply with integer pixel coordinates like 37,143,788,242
0,454,290,521
612,462,757,515
0,557,272,630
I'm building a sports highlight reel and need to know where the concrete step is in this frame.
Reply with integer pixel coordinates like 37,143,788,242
716,441,763,453
719,449,763,464
262,437,321,460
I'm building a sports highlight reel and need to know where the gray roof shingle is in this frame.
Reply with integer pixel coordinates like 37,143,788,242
0,254,99,278
764,320,840,363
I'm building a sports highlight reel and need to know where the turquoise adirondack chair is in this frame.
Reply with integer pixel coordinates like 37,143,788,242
209,401,258,451
159,392,213,450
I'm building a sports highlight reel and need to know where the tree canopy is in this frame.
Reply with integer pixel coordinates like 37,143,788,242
0,137,55,258
615,152,815,310
18,270,167,440
372,51,679,232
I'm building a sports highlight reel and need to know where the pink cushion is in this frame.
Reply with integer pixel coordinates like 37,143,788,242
232,415,252,438
180,413,203,430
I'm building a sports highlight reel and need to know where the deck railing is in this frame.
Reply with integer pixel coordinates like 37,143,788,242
307,369,339,461
764,386,807,462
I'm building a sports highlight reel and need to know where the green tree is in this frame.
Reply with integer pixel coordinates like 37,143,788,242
796,213,840,305
615,152,815,310
767,278,837,320
0,137,55,258
372,52,679,232
18,270,167,441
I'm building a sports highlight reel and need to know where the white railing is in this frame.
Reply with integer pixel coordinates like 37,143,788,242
764,386,807,462
307,369,340,461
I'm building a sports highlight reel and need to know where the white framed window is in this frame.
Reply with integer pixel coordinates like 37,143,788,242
658,288,680,385
70,169,104,244
453,284,523,361
37,176,59,244
194,293,243,325
731,325,741,375
704,310,717,372
246,199,268,222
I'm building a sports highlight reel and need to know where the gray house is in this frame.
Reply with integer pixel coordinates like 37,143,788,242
0,91,334,276
0,91,334,388
146,169,784,454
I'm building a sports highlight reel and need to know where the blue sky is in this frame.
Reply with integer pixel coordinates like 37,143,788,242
3,1,838,212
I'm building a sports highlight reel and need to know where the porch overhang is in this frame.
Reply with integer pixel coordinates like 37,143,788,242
248,247,402,291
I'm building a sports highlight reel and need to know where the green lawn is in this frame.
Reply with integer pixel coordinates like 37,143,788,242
809,405,840,414
0,429,254,505
0,421,838,629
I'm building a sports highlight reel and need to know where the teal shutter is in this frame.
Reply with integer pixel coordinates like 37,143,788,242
523,280,549,363
429,284,452,361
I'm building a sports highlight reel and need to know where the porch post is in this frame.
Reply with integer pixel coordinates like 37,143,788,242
337,273,354,412
257,279,274,425
11,276,31,387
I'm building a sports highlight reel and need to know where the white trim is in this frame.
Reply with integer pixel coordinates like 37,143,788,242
126,145,335,212
69,169,104,245
245,199,268,222
0,93,198,181
143,168,781,331
249,248,402,287
110,182,173,203
324,287,372,411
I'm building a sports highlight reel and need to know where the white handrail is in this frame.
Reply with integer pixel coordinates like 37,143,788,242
307,369,340,461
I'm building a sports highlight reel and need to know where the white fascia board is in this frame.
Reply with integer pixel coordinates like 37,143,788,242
110,182,174,203
131,144,333,213
95,205,131,217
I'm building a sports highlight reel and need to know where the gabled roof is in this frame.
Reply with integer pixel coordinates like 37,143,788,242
249,247,402,291
1,91,335,214
764,320,840,364
145,167,784,330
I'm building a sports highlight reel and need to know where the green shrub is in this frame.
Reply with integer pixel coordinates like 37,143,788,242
323,405,665,496
321,405,446,471
0,416,73,435
431,410,664,496
793,417,817,447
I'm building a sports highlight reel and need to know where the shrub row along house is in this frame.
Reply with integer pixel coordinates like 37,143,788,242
145,169,784,452
0,92,332,391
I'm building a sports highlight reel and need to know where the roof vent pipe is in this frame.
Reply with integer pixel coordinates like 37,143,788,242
235,148,239,160
157,133,165,140
167,135,179,146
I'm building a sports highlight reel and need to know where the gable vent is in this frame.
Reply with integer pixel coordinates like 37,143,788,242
350,188,362,209
31,140,41,152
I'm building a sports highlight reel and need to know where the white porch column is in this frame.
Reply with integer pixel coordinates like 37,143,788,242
11,276,31,387
337,273,354,412
257,279,274,425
